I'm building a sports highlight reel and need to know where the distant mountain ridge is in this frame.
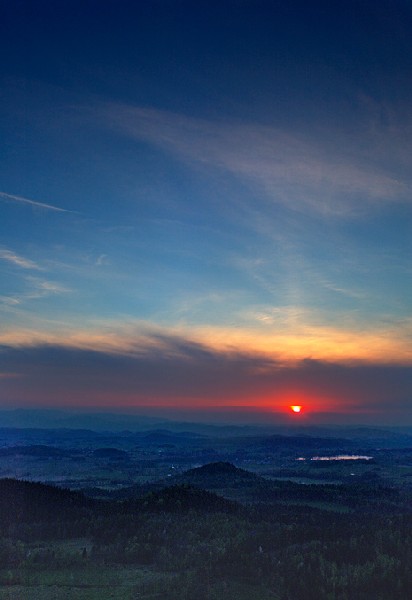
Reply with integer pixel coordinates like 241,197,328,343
2,409,412,447
0,445,70,457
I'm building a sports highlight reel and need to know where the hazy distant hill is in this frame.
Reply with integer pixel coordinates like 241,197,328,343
92,448,130,459
141,430,206,447
0,445,70,457
244,433,354,451
2,409,412,449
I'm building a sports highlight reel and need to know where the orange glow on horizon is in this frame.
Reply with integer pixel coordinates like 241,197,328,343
290,405,302,413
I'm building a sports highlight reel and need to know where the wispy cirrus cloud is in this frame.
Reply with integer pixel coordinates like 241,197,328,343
97,103,410,218
25,278,72,300
95,254,109,266
0,249,41,270
0,276,71,308
0,296,22,306
0,191,70,213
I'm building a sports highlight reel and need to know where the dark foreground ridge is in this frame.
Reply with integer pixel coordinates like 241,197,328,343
2,469,412,599
0,478,95,525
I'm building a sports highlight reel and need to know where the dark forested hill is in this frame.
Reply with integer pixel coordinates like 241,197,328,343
0,478,95,530
179,461,260,487
109,460,404,514
132,484,239,514
2,474,412,599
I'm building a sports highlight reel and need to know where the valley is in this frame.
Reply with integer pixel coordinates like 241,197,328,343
2,420,412,598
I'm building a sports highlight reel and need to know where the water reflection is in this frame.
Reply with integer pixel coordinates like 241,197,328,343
296,455,373,461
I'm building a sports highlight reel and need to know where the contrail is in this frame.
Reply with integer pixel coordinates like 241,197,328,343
0,191,70,213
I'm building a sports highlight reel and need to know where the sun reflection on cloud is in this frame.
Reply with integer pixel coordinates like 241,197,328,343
0,317,412,366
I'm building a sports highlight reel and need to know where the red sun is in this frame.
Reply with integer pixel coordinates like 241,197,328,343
290,405,302,414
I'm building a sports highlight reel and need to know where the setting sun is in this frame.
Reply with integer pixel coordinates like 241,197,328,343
290,405,302,413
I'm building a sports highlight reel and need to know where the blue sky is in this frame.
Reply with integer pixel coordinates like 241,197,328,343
1,0,412,422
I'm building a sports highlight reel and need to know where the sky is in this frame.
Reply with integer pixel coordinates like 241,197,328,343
1,0,412,424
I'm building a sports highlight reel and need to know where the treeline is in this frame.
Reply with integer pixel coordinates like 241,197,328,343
2,477,412,598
